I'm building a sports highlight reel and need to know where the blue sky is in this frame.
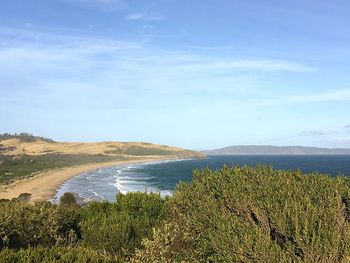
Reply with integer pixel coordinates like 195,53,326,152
1,0,350,149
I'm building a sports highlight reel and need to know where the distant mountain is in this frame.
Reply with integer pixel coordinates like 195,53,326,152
204,145,350,155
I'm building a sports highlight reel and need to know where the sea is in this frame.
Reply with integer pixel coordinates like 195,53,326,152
53,155,350,203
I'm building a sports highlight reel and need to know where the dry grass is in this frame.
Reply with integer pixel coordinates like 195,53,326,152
0,139,203,158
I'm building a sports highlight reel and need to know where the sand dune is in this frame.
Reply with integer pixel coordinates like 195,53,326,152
0,138,203,158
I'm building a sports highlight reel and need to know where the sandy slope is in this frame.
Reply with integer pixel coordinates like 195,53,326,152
0,138,201,157
0,156,177,202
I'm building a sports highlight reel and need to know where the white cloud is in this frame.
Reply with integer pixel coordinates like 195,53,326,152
59,0,126,11
0,25,320,110
298,129,335,137
125,13,164,21
170,59,315,73
255,88,350,107
330,136,350,145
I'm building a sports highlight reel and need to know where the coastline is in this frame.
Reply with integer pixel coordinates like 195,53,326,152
0,156,181,202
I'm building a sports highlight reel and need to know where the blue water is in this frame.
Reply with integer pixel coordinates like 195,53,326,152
54,155,350,203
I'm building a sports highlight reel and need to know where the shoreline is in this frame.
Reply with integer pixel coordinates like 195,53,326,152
0,156,181,202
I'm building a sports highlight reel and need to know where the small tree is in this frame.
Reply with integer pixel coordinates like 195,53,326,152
17,193,32,202
60,192,77,206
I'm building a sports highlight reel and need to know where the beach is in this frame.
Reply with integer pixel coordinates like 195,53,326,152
0,156,177,202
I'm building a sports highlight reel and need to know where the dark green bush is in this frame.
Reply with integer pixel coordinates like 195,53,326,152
4,166,350,262
0,246,114,263
0,192,167,261
0,201,81,249
80,192,167,259
16,193,32,202
0,133,55,143
60,192,77,206
133,166,350,262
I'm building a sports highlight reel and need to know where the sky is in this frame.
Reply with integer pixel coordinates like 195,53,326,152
1,0,350,150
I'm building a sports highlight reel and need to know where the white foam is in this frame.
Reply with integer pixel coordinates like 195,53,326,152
54,158,190,202
87,188,105,199
160,190,173,197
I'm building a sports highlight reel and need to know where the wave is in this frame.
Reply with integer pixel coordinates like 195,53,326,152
87,188,105,200
54,158,190,202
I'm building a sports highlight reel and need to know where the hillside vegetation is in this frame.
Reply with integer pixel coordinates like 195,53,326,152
1,166,350,262
0,133,203,184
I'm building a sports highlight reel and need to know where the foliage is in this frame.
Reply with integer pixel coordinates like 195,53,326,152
133,166,350,262
3,166,350,262
0,246,114,263
0,201,81,250
124,146,174,156
0,153,122,184
0,192,167,262
80,192,168,260
60,192,77,206
16,193,32,202
0,133,55,143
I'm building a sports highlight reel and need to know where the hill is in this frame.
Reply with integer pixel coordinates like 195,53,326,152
0,133,203,158
205,145,350,155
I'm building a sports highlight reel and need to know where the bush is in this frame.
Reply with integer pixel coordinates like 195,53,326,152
133,166,350,262
0,246,114,263
16,193,32,202
4,165,350,262
0,201,81,249
80,192,167,260
60,192,77,206
0,192,167,261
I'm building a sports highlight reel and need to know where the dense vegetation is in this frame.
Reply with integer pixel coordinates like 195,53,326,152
0,133,55,143
0,133,125,184
2,166,350,262
0,192,168,262
106,145,175,156
0,153,125,184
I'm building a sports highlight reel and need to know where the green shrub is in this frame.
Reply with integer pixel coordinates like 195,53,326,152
133,166,350,262
80,192,167,260
60,192,77,206
0,153,120,184
16,193,32,202
0,201,81,249
0,246,114,263
4,165,350,262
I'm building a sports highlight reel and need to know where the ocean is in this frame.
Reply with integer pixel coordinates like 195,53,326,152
54,155,350,203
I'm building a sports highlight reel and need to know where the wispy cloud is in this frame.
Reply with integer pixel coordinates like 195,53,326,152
0,25,320,112
60,0,127,11
345,123,350,129
125,13,164,21
255,88,350,107
330,136,350,145
298,129,336,137
171,60,315,73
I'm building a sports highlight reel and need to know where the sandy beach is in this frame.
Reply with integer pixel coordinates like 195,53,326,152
0,156,175,202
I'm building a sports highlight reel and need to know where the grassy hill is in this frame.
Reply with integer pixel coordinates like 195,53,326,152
0,133,202,157
0,133,204,184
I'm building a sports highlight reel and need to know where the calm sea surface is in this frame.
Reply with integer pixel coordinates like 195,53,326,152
54,155,350,203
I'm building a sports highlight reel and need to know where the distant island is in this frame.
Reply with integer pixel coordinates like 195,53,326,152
205,145,350,155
